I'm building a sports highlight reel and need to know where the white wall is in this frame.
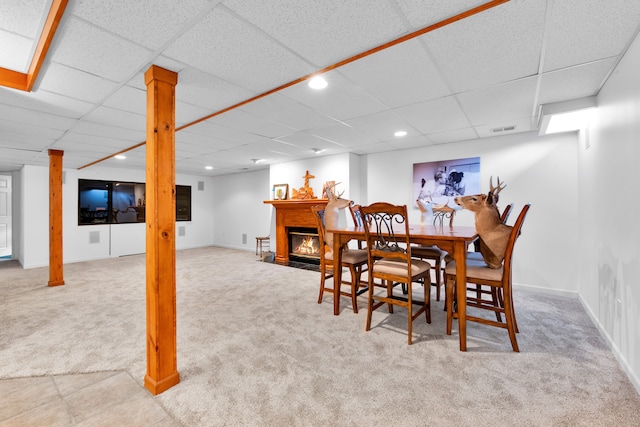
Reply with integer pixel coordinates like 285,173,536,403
578,31,640,392
366,131,580,294
18,165,215,268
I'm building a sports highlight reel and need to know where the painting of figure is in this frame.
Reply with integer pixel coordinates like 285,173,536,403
413,157,481,209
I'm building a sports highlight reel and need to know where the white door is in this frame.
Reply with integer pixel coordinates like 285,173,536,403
0,174,11,258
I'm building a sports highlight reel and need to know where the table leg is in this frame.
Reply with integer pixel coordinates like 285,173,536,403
453,241,467,351
332,235,343,315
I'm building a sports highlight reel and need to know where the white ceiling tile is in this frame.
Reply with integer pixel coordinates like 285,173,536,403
339,39,452,109
83,106,145,131
48,16,153,82
207,109,296,139
281,71,388,121
38,62,119,103
273,132,334,151
345,110,419,142
163,7,315,92
102,85,146,115
0,0,48,37
0,30,32,72
386,134,433,150
0,119,65,140
423,0,546,93
0,130,54,149
0,104,77,130
394,0,489,28
71,121,145,143
175,101,215,128
308,123,374,148
185,120,263,144
428,127,478,145
394,96,471,134
68,0,218,50
224,0,408,66
175,67,256,112
239,93,338,131
543,0,640,72
57,132,141,150
176,132,238,151
456,77,538,126
538,59,617,105
349,141,396,155
0,87,93,119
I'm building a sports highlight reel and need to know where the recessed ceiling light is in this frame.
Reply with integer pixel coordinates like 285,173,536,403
308,76,328,90
205,165,213,170
394,130,407,137
251,159,265,164
115,155,126,159
312,148,325,154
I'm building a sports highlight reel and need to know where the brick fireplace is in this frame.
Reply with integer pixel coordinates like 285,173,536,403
264,199,328,264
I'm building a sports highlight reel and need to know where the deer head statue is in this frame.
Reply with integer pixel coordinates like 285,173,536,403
322,182,352,257
454,176,511,268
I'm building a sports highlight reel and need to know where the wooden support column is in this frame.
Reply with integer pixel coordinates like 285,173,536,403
48,149,64,287
143,65,179,395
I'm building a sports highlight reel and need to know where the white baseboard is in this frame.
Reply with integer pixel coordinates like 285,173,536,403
577,293,640,396
513,282,578,299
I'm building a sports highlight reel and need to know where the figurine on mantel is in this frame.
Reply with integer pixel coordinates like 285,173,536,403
291,170,318,199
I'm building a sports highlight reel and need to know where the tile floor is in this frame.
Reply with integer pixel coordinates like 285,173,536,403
0,371,180,426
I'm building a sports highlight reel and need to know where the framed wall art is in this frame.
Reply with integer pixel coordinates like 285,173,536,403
273,183,289,200
413,157,481,208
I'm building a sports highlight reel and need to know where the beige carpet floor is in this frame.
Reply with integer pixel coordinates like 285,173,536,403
1,246,639,426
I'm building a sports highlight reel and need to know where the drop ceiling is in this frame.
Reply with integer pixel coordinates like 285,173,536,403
1,0,639,176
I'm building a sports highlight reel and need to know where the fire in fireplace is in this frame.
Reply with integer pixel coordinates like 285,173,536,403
289,228,321,260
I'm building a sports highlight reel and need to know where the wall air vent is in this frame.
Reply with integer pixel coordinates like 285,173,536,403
490,125,516,133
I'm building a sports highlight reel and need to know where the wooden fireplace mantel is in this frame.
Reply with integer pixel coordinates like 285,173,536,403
264,199,328,264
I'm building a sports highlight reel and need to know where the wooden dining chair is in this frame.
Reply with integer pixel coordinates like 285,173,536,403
348,204,367,250
360,202,431,345
411,207,456,302
311,205,369,313
444,203,531,352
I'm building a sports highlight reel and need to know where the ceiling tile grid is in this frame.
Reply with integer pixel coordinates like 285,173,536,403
163,6,316,93
238,93,339,132
394,96,471,135
421,0,547,94
337,39,452,109
47,16,154,83
537,58,618,106
455,76,538,127
67,0,219,51
222,0,409,67
37,62,119,104
175,67,256,113
394,0,491,29
542,0,640,73
1,0,640,175
280,70,388,121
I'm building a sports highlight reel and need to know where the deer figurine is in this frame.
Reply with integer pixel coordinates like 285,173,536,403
322,182,352,258
454,176,511,268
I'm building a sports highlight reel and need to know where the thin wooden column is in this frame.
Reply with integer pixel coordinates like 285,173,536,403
143,65,179,395
48,149,64,287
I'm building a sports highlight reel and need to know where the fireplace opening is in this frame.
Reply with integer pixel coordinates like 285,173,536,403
289,227,321,264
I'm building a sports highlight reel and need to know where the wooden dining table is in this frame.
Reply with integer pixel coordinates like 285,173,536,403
327,223,478,351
